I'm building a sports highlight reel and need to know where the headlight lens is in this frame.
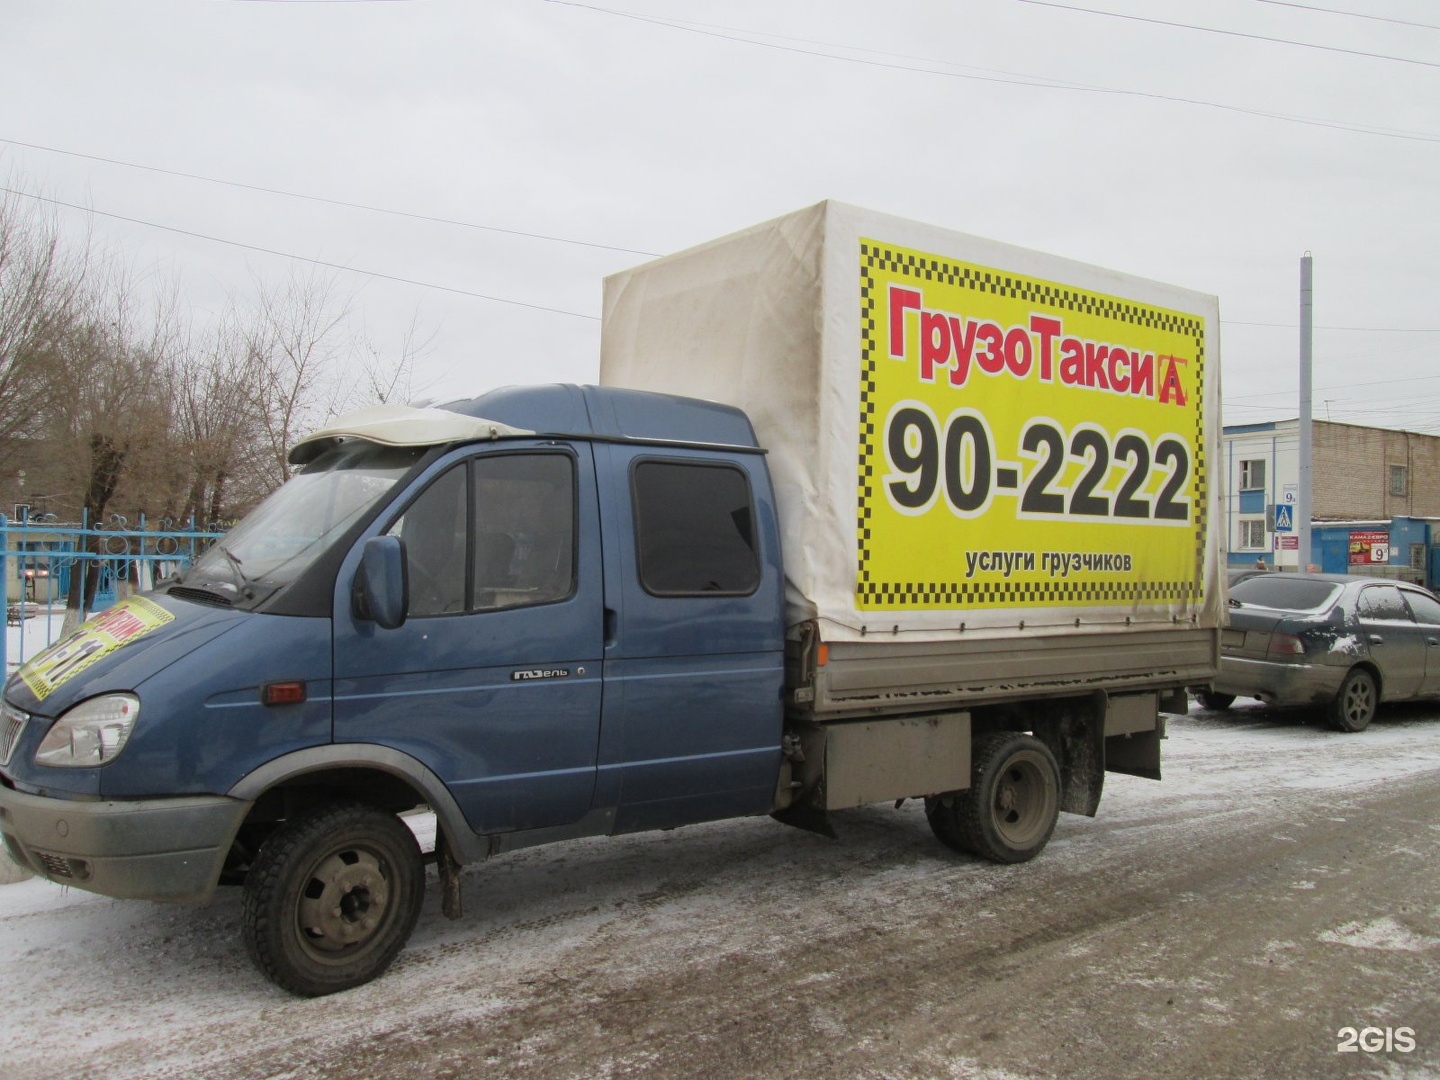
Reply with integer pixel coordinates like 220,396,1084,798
35,694,140,767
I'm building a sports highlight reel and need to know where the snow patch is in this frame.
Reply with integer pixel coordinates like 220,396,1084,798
1318,917,1440,953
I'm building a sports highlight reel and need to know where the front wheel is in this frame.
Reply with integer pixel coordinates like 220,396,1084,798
927,732,1061,864
242,801,425,997
1328,668,1378,733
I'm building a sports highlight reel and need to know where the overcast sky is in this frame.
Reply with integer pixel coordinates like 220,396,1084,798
3,0,1437,435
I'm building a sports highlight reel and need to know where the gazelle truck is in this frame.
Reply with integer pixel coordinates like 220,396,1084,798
0,202,1223,995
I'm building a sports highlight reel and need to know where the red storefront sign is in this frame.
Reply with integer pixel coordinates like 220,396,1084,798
1349,530,1390,565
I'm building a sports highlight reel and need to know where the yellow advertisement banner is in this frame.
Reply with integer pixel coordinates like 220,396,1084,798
857,239,1208,611
19,595,175,700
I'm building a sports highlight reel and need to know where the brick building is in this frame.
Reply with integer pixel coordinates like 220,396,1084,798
1222,419,1440,583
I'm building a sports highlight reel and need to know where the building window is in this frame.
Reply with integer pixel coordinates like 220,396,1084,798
1411,543,1427,571
1239,459,1265,491
1389,464,1408,497
1239,519,1266,549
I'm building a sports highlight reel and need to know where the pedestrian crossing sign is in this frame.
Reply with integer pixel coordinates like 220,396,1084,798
1273,504,1293,532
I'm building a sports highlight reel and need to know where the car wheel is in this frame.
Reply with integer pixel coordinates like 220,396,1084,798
243,801,425,997
1328,668,1377,733
1194,690,1236,711
926,732,1060,864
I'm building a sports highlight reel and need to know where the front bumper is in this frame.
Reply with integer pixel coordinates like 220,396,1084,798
1211,656,1346,708
0,784,251,906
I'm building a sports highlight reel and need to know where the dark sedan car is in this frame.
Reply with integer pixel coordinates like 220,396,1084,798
1200,572,1440,731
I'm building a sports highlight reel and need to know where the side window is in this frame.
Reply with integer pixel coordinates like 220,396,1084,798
1402,590,1440,626
1357,585,1412,622
472,454,575,611
387,453,576,617
633,460,759,596
388,465,468,617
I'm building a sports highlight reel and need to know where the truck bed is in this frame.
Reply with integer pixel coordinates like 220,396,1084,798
792,627,1217,720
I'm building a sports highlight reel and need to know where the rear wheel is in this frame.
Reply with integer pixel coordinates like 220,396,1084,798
927,732,1060,864
243,801,425,997
1328,668,1377,733
1194,690,1236,711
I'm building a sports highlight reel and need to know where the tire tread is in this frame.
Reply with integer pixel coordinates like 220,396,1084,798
242,800,423,997
928,732,1060,864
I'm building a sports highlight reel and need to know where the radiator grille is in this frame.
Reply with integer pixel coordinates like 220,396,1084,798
35,851,74,878
0,703,26,767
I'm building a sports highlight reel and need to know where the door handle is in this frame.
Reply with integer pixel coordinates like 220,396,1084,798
1368,634,1384,645
604,607,618,647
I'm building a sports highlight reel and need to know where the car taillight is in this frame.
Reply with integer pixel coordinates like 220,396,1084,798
1267,632,1306,659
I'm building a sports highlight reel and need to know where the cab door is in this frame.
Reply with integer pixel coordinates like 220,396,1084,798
593,445,785,834
333,442,604,835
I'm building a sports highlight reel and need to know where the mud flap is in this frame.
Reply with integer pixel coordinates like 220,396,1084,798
1106,723,1163,781
436,829,464,920
770,789,838,839
770,723,837,839
1031,693,1106,818
1104,693,1164,781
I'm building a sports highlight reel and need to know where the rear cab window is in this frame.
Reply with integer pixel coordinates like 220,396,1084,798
631,460,759,596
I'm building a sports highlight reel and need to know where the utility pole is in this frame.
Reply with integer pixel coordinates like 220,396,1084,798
1298,254,1313,572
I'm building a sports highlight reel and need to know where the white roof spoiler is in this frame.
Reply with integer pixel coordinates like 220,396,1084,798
288,404,533,465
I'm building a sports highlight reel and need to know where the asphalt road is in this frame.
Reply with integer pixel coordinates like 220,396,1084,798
4,701,1439,1079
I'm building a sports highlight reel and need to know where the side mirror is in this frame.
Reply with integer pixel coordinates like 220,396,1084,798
356,535,408,629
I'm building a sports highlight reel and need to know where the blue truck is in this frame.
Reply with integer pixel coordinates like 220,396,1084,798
0,204,1224,996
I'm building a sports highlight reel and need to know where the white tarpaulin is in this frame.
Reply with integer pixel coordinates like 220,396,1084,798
601,201,1224,643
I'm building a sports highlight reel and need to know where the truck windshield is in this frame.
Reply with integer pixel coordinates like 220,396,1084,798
188,441,426,590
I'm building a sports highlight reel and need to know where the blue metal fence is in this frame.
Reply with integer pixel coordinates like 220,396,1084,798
0,513,224,672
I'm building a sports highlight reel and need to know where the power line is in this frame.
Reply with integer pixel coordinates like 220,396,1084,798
2,186,600,322
1250,0,1440,33
1226,374,1440,403
0,138,659,258
1227,372,1440,402
1223,319,1440,332
1011,0,1440,70
542,2,1440,142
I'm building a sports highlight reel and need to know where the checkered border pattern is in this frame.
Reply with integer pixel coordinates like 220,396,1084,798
857,241,1209,609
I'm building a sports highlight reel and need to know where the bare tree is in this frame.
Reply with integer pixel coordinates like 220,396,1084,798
244,268,354,491
0,186,89,468
44,275,172,631
351,311,432,408
166,312,264,527
0,200,431,628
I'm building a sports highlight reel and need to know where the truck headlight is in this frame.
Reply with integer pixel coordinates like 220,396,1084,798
35,694,140,767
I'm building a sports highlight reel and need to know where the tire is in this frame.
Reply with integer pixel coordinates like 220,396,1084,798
242,801,425,997
1328,668,1378,733
927,732,1061,864
1194,690,1236,711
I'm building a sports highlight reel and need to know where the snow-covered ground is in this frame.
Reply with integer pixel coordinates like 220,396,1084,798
3,701,1439,1079
3,609,68,673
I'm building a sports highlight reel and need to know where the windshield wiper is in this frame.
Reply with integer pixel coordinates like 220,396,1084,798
217,544,256,600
